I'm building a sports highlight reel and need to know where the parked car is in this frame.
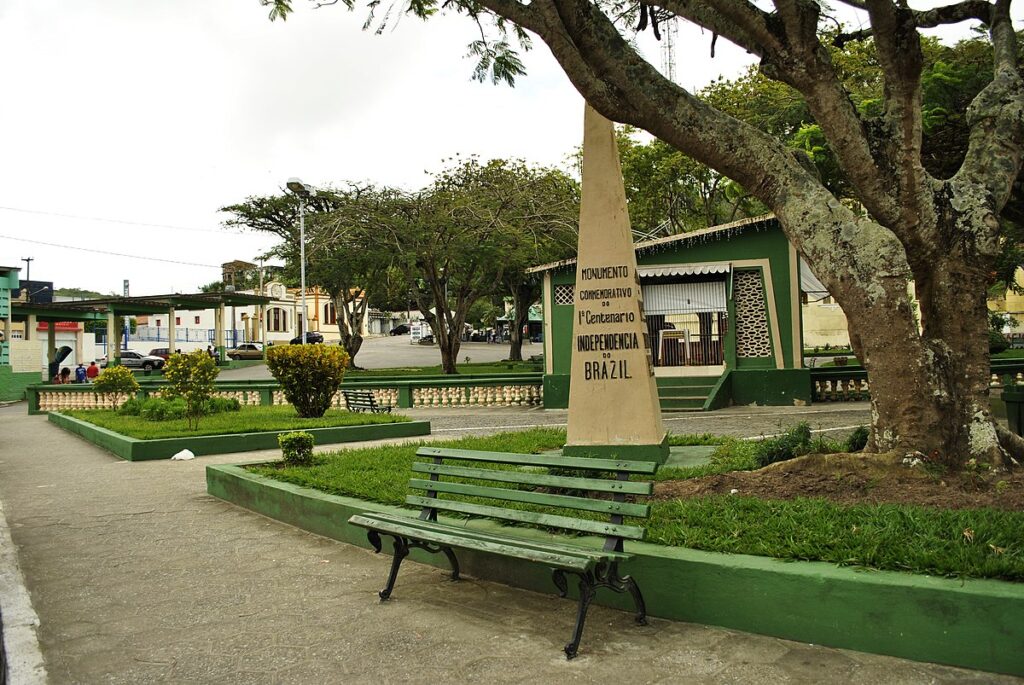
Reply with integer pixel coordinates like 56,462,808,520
228,343,264,360
100,350,165,370
289,332,324,345
389,324,410,336
149,347,171,360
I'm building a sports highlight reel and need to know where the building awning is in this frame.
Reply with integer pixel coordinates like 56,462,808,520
642,281,728,314
637,264,731,278
799,258,829,295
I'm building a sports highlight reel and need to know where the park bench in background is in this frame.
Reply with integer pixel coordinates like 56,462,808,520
348,446,657,659
341,389,392,414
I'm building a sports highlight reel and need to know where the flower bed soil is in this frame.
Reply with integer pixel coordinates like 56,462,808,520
653,452,1024,510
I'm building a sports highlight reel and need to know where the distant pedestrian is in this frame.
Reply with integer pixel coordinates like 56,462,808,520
207,345,216,361
59,367,71,384
86,361,99,381
75,364,87,384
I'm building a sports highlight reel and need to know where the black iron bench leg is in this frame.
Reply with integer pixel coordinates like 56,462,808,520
379,535,409,601
442,546,460,580
564,573,596,660
622,574,648,626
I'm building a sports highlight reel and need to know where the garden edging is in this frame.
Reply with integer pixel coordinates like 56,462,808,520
205,461,1024,677
48,412,431,461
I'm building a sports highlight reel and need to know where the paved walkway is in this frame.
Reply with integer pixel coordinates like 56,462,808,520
0,403,1018,684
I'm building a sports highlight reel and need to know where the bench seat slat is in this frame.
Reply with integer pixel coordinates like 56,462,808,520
408,478,650,518
417,447,658,474
358,511,632,560
411,463,653,496
348,514,599,571
406,496,646,540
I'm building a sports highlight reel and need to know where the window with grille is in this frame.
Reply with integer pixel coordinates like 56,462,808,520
554,284,574,306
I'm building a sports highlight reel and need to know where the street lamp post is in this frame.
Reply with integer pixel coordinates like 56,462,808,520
286,178,316,344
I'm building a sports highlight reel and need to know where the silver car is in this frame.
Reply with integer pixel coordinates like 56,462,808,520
101,350,165,370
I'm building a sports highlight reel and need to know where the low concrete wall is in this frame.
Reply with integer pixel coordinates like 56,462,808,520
49,413,431,461
206,462,1024,677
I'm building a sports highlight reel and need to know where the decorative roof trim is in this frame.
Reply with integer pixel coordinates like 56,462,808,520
527,214,777,274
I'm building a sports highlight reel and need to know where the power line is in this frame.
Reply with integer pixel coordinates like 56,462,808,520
0,205,240,235
0,233,221,268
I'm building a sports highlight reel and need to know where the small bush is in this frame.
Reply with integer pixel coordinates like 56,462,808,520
279,431,315,466
92,365,140,409
163,351,220,429
845,426,870,452
205,396,241,414
140,397,187,421
117,397,144,416
754,422,812,467
267,345,349,418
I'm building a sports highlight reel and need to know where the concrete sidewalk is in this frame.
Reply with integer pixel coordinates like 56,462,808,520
0,404,1017,684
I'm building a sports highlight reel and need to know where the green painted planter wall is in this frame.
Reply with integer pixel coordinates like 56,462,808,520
48,412,431,461
0,367,41,402
206,462,1024,677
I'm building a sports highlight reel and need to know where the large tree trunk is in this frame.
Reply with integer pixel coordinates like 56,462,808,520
807,208,1006,467
507,281,536,362
336,293,365,370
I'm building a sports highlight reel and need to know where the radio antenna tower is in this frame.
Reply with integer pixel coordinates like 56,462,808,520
660,17,678,83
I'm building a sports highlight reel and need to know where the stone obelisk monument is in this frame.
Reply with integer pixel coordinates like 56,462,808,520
564,105,668,463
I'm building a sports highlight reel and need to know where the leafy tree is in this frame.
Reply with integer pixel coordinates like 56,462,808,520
163,351,220,430
616,127,766,235
354,158,577,371
264,0,1024,466
220,186,390,368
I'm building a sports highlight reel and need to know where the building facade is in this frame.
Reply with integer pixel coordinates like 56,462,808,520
532,216,812,409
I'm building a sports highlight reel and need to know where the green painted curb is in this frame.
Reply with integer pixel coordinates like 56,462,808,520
205,462,1024,677
48,412,431,461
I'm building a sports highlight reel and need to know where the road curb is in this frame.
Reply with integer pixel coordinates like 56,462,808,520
0,497,47,684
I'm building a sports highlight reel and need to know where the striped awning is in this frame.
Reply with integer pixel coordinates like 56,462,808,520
638,264,731,278
642,281,728,314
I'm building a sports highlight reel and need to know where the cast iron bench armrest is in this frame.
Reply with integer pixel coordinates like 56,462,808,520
350,446,657,659
341,389,392,414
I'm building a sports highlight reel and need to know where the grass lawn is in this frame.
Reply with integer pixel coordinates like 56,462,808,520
993,348,1024,359
248,428,1024,582
63,405,410,440
347,360,542,377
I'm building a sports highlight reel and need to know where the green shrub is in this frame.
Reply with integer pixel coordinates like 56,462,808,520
989,329,1009,353
279,431,315,466
267,345,349,418
205,396,241,414
753,422,812,467
116,397,144,416
163,350,220,429
140,397,187,421
92,365,140,409
846,426,870,452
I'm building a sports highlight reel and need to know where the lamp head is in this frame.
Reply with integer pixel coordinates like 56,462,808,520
287,178,314,197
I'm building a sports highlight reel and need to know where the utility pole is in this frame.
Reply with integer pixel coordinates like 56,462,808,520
21,257,33,301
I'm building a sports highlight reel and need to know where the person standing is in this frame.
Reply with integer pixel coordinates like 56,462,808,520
86,361,99,381
74,363,87,384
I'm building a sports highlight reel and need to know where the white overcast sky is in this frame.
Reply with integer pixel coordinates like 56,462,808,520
0,1,1007,295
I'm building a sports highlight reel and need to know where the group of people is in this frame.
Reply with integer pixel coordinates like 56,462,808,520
52,362,100,384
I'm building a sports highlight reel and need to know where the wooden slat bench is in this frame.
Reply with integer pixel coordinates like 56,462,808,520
341,389,392,414
348,446,657,659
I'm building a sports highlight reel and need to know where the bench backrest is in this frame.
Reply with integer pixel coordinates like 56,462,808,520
411,447,657,552
343,390,377,406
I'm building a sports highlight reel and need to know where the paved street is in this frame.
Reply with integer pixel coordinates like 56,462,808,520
220,336,531,381
0,402,1018,684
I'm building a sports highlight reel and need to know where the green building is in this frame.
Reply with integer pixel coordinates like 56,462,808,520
0,265,18,367
531,215,812,410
